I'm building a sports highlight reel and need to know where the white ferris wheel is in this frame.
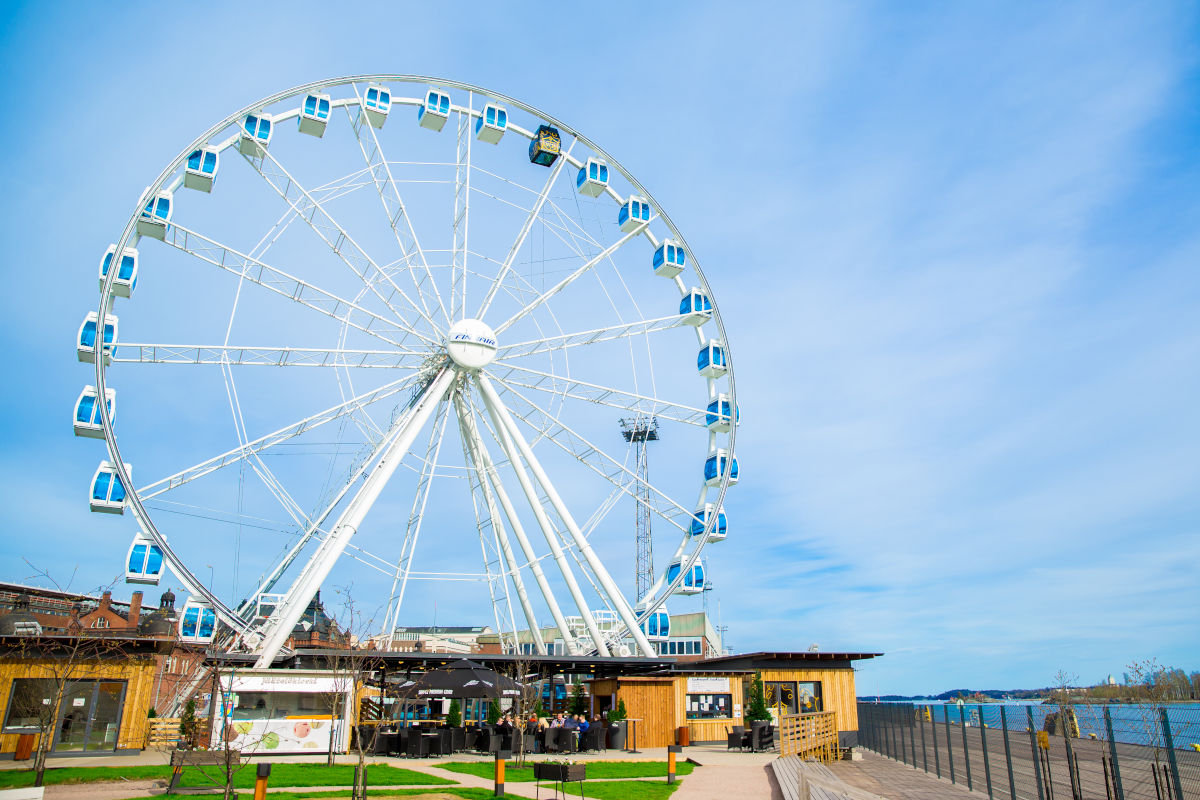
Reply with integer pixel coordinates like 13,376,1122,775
77,76,739,666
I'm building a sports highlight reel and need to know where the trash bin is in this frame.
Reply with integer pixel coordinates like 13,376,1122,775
676,726,690,746
15,733,35,761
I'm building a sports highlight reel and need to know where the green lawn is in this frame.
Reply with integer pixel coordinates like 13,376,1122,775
528,779,682,799
118,791,496,800
0,762,453,790
177,784,677,800
435,760,693,782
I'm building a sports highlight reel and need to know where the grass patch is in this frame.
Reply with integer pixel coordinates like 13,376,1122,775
435,760,693,782
530,779,682,799
0,763,453,790
117,791,495,800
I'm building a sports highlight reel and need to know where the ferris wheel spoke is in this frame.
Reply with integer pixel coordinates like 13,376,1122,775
495,314,689,360
163,223,416,348
487,361,707,427
474,375,605,656
245,148,444,340
488,375,692,534
456,390,545,655
111,343,424,368
451,91,474,321
253,365,455,669
381,399,452,637
475,138,576,320
477,374,656,657
345,90,449,328
140,374,418,502
494,221,648,335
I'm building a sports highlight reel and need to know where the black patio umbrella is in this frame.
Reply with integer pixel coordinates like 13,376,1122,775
394,658,522,700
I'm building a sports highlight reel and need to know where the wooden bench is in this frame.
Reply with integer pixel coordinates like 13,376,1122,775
0,789,46,800
167,749,241,793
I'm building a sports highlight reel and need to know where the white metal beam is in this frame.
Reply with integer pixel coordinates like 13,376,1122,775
253,366,454,668
478,375,656,657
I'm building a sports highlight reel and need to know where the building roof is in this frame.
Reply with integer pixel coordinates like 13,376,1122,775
394,626,490,635
693,650,883,668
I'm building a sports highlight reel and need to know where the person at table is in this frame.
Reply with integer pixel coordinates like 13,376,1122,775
575,714,590,734
550,713,565,728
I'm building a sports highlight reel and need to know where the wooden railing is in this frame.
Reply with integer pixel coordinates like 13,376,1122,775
145,717,182,749
779,711,838,762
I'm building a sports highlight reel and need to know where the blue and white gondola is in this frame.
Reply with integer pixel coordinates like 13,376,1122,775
362,84,391,129
298,92,332,137
705,393,738,432
679,289,712,326
73,386,115,438
126,532,164,585
652,239,686,278
576,158,609,197
636,601,670,642
618,196,651,233
184,147,219,192
178,599,217,643
476,103,507,143
238,113,273,157
690,503,728,541
704,448,738,487
136,190,172,240
697,340,727,378
418,88,450,131
90,460,130,514
77,312,117,364
666,559,705,595
99,245,138,298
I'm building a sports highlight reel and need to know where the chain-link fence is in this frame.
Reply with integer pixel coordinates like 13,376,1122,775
858,702,1200,800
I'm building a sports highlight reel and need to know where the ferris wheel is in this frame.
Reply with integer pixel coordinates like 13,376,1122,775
77,76,739,665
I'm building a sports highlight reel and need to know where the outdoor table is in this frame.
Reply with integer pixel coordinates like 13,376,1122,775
625,718,642,754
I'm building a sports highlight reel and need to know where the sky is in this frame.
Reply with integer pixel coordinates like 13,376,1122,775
1,1,1198,696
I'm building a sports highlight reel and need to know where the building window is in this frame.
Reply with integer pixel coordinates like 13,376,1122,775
3,678,58,732
686,693,733,720
90,617,110,629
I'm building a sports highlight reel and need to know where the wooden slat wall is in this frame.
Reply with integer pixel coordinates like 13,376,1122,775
758,667,859,736
0,655,158,755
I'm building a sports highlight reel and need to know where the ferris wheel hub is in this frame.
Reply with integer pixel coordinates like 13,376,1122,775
445,318,498,369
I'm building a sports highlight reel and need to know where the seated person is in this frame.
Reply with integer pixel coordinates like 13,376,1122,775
550,713,565,728
575,714,590,733
562,714,579,730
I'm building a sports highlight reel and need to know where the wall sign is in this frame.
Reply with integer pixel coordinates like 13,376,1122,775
686,676,730,693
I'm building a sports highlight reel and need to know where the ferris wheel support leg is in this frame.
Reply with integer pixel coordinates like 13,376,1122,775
476,378,609,657
252,366,455,669
478,375,658,658
455,392,548,655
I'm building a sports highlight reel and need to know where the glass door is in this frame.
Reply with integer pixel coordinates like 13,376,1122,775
53,681,126,752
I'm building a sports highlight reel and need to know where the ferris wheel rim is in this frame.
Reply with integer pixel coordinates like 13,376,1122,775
91,74,738,652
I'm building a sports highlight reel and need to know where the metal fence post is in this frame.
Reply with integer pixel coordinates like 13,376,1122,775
1028,706,1045,800
901,705,910,766
980,706,994,800
1159,709,1184,800
961,703,974,790
946,705,957,784
1103,706,1124,800
908,706,918,768
1001,705,1017,800
932,705,942,778
920,705,929,772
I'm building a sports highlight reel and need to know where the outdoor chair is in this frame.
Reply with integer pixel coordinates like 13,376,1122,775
580,727,604,752
405,733,429,758
477,732,501,753
554,727,577,753
728,725,745,751
500,731,514,751
522,732,537,754
393,729,409,755
542,728,559,753
450,727,466,752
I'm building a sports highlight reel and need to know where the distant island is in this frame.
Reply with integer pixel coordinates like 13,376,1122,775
861,689,1049,702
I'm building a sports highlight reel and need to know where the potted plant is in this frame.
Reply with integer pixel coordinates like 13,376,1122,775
446,699,461,727
607,698,628,750
487,699,502,725
745,671,771,725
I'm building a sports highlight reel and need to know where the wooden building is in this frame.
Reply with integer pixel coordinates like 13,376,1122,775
590,651,881,748
0,635,168,757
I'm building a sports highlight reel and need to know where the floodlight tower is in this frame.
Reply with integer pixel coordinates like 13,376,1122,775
620,416,659,601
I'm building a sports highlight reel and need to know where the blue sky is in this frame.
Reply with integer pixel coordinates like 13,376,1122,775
1,1,1197,695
